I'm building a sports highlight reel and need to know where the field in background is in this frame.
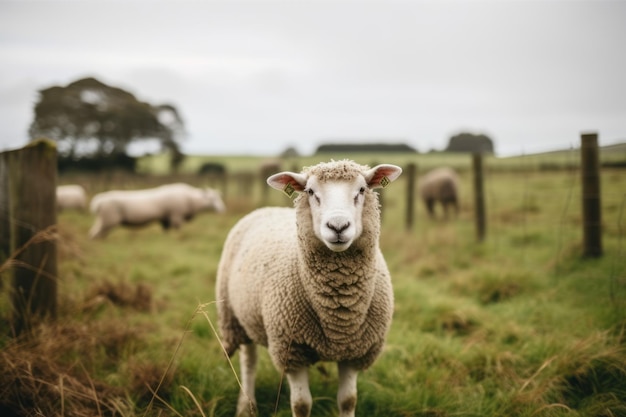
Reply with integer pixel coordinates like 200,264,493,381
1,151,625,416
135,141,626,175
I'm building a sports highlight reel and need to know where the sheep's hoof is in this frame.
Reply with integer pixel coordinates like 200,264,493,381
236,408,257,417
236,398,257,417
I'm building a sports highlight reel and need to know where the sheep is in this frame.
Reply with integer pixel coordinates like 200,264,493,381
56,184,87,211
418,167,460,219
216,159,402,417
89,183,225,239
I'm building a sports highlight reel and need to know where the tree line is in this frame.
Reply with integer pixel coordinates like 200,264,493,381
28,77,495,173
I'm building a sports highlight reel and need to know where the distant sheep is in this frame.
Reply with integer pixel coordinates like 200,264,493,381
89,183,225,239
216,159,402,417
419,167,460,219
56,184,87,211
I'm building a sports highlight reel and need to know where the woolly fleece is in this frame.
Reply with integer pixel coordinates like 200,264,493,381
56,184,87,211
419,167,460,215
89,183,225,238
216,160,394,372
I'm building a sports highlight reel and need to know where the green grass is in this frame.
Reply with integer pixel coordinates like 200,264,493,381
1,154,625,416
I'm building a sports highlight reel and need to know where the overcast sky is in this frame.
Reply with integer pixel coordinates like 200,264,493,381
1,0,624,157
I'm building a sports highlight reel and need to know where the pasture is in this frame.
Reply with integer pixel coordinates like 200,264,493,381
1,151,625,417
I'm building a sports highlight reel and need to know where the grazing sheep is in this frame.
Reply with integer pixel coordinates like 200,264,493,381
216,160,402,417
419,167,460,219
89,183,225,239
56,184,87,211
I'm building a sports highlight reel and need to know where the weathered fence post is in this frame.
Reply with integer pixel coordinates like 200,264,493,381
473,153,486,242
405,163,416,231
580,132,602,257
0,139,58,336
0,153,9,288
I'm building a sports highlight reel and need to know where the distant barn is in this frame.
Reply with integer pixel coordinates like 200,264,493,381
315,142,418,154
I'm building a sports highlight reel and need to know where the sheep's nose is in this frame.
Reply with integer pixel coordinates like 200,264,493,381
327,220,350,234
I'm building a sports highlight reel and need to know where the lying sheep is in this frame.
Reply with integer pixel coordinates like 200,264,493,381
216,159,402,417
56,184,87,211
89,183,225,239
419,167,460,219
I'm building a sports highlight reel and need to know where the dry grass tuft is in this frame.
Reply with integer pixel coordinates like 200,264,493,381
0,289,175,416
558,343,626,413
0,322,134,416
0,316,180,415
477,281,522,305
83,280,154,312
128,360,176,406
503,332,626,415
438,310,479,336
0,225,59,279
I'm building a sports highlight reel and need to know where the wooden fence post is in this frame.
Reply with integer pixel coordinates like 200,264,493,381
473,153,486,242
0,139,58,336
580,132,602,257
260,161,281,206
405,163,416,231
0,154,10,288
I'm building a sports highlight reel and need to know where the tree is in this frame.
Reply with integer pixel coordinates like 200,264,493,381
28,77,185,162
445,132,494,154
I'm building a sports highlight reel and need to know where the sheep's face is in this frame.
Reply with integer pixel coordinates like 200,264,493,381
197,188,226,213
267,160,403,253
206,189,227,213
304,175,368,252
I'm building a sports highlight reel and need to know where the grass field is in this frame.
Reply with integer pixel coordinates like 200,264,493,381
1,152,625,417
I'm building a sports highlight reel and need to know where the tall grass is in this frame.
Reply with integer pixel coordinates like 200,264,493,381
1,155,625,416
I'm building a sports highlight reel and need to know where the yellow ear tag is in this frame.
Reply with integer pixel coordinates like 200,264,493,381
380,176,390,188
283,182,296,198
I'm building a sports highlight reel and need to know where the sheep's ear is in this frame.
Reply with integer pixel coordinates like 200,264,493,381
267,172,308,198
364,164,403,189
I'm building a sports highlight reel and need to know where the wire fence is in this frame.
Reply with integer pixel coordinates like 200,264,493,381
2,137,625,335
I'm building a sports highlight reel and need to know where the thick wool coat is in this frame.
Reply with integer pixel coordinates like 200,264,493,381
89,183,223,238
418,167,460,204
216,161,394,372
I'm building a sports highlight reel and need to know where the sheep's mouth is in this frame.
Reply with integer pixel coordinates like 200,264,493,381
330,236,350,246
326,239,351,252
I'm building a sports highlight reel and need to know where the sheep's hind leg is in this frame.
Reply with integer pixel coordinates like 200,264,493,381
287,367,312,417
337,362,358,417
236,343,257,417
425,198,436,218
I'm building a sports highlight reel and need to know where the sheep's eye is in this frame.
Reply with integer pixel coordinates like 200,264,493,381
354,187,366,204
306,188,320,203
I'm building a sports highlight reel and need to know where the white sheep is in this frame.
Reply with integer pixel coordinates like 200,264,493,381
418,167,460,219
89,183,225,239
56,184,87,211
216,159,402,417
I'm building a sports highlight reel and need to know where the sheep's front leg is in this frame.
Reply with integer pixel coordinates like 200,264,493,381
169,213,185,230
337,362,358,417
88,218,106,239
286,367,312,417
236,343,257,417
